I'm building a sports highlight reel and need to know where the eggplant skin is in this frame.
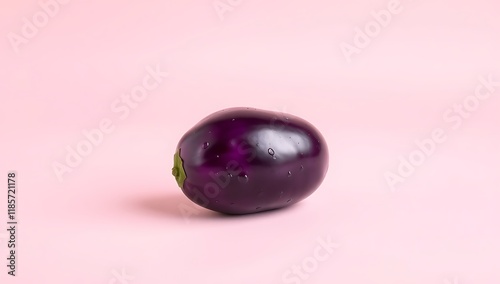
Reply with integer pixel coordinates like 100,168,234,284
172,107,329,215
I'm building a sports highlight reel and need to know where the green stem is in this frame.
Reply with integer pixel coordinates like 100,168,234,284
172,149,186,188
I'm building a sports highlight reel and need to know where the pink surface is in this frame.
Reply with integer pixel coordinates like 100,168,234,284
1,0,500,283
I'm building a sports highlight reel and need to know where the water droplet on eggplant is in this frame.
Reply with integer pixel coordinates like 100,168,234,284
237,174,249,183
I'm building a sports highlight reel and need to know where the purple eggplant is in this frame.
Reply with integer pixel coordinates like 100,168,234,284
171,107,329,215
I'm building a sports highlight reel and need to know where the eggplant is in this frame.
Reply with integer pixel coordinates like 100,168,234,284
171,107,329,215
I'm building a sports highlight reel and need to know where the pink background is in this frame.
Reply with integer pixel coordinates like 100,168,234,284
1,0,500,283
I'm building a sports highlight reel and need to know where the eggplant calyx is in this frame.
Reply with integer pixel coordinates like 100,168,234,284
172,149,186,188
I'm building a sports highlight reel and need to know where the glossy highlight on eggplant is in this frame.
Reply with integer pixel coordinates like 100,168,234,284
171,107,329,215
